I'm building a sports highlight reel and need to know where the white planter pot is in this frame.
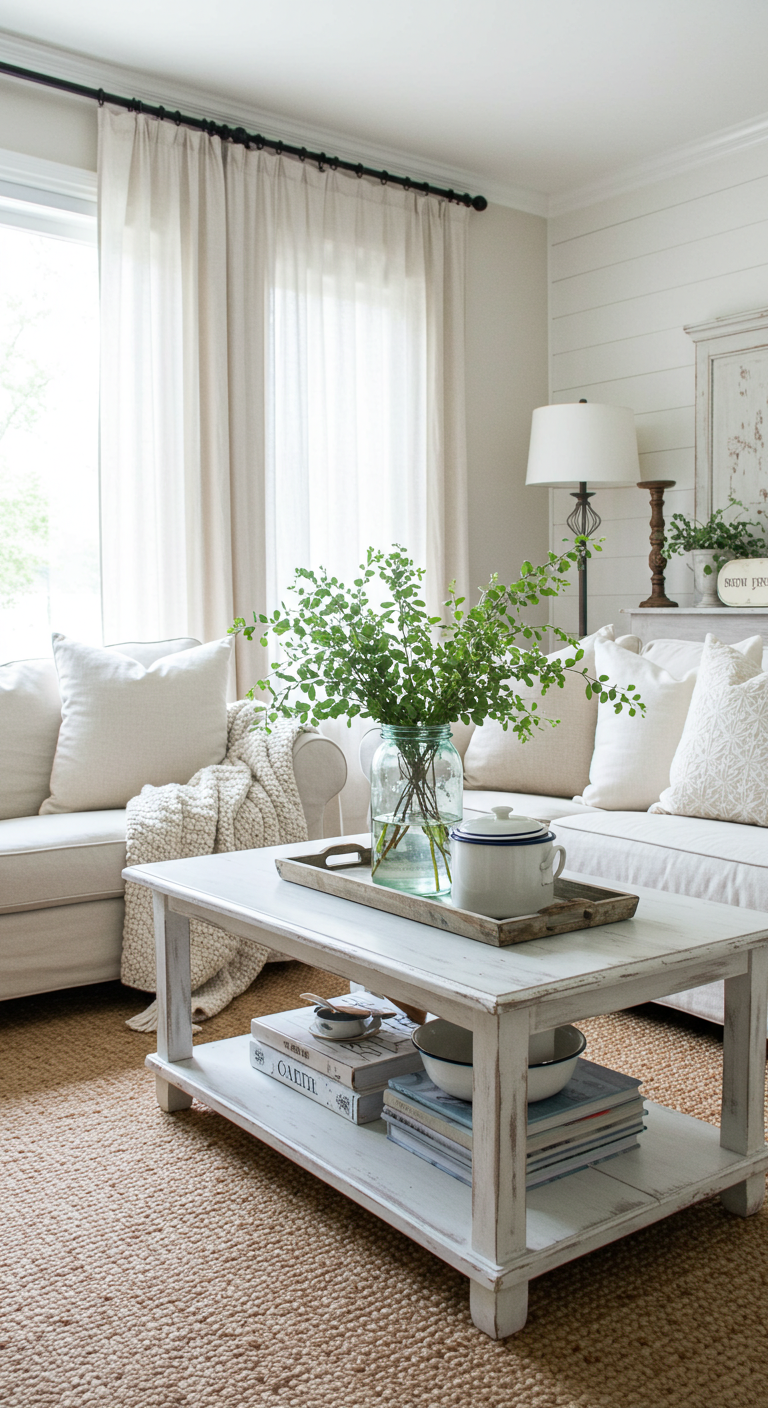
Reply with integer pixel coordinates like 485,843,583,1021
450,806,567,919
691,549,723,608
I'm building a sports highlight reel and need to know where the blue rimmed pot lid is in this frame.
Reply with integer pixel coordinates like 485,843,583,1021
451,805,551,846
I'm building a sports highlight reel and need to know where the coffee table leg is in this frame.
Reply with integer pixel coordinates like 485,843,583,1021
153,892,193,1113
470,1009,529,1337
720,944,768,1216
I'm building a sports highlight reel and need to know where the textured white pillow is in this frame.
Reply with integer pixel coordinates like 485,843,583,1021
654,635,768,826
578,634,764,811
41,635,232,814
463,625,615,800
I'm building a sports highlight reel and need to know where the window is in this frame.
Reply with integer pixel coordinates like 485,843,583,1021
0,153,99,663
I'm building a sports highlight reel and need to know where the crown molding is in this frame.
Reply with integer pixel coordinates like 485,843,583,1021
548,109,768,217
0,28,548,216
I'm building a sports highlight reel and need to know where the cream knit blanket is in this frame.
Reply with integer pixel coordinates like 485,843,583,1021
121,701,309,1031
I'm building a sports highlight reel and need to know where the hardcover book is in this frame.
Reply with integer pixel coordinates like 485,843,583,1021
248,1039,385,1123
250,996,423,1091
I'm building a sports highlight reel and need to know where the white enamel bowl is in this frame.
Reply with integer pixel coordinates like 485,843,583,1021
412,1019,586,1103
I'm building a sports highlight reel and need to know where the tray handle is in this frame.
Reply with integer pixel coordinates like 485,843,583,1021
307,842,371,870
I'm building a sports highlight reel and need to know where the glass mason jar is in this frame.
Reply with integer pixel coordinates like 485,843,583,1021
370,724,463,897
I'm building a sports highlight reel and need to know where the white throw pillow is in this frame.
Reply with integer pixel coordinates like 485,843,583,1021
641,635,764,678
653,635,768,826
40,635,232,814
463,625,615,800
0,658,62,820
578,641,697,811
578,634,764,811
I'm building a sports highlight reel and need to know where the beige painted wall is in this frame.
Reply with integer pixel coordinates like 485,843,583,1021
465,201,549,604
0,73,96,169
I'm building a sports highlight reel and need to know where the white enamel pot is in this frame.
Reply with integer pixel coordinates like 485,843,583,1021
449,806,566,919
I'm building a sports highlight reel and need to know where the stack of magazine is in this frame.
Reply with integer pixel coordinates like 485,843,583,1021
383,1059,645,1188
248,993,424,1125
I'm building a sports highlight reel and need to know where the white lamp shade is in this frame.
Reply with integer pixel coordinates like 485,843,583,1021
525,402,640,488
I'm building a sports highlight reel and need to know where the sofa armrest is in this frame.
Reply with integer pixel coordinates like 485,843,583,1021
292,733,348,840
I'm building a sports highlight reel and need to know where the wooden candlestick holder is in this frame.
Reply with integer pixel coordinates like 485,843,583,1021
638,479,678,608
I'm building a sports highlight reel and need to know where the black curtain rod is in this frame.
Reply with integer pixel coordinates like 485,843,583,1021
0,58,488,211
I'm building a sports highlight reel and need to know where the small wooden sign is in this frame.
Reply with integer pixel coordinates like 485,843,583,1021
717,558,768,607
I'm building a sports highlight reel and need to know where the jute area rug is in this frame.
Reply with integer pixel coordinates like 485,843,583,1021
2,966,768,1408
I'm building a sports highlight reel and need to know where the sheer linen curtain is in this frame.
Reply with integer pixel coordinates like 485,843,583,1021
98,107,469,827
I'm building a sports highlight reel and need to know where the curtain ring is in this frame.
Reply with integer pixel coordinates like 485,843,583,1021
174,110,182,126
97,88,105,107
355,163,363,179
380,170,389,186
276,140,283,155
317,151,327,171
299,147,307,162
255,134,264,150
158,106,165,122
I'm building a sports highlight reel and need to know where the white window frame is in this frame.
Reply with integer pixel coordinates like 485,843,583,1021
0,146,96,244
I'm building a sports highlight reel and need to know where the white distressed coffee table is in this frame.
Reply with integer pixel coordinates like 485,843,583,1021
125,837,768,1339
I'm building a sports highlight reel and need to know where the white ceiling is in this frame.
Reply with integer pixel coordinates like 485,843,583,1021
2,0,768,205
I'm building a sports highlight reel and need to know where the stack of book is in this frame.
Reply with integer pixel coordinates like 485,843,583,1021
383,1059,645,1188
248,993,424,1124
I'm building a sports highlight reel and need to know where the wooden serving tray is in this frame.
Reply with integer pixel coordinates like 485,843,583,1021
275,842,639,948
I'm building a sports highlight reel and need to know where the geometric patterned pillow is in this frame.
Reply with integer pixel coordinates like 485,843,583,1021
653,634,768,826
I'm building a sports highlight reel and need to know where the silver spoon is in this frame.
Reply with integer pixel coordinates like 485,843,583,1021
300,991,397,1018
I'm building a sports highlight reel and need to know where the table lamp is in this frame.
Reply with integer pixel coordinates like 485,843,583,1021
525,399,641,636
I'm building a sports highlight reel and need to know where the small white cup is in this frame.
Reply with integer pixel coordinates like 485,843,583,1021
314,1008,380,1039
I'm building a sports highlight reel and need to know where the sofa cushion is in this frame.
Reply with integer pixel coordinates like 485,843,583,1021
551,810,768,911
641,634,764,678
0,811,127,913
578,634,764,812
654,634,768,827
462,789,599,825
551,808,768,1030
41,635,232,814
463,625,615,800
0,637,202,821
0,658,62,821
578,640,697,811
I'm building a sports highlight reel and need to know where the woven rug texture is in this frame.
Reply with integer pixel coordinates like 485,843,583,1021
2,965,768,1408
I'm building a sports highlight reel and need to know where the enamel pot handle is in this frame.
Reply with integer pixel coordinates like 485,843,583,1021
540,844,567,885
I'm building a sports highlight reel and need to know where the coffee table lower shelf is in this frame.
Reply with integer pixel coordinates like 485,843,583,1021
146,1035,768,1293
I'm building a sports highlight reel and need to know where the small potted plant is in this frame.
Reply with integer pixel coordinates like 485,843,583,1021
231,545,643,898
663,498,766,608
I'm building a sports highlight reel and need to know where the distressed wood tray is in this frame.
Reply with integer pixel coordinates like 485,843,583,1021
275,842,639,948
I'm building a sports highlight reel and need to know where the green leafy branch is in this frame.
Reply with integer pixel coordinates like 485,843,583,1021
230,545,644,739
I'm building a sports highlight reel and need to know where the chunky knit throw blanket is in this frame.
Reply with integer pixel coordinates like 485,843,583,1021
122,702,309,1031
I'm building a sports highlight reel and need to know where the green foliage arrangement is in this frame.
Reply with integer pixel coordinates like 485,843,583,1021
663,498,766,575
232,545,644,887
231,544,643,736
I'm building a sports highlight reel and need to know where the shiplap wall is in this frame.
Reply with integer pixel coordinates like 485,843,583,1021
548,142,768,634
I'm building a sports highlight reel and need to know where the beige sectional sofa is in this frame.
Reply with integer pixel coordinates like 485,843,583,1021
0,638,347,1002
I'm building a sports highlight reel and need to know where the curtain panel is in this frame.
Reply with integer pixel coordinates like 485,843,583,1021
98,108,469,821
